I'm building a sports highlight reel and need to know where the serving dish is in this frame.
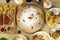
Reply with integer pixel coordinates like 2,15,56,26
51,29,60,40
0,4,16,33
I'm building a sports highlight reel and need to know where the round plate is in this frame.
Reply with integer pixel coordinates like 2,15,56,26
13,34,28,40
51,29,60,40
16,3,44,33
31,31,51,40
46,8,60,28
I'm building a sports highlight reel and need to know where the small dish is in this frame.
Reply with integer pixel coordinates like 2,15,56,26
0,4,16,33
31,31,51,40
13,34,28,40
51,29,60,40
43,0,52,8
46,8,60,28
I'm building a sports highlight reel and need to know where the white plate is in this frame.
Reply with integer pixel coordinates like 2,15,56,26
51,29,60,40
31,31,51,40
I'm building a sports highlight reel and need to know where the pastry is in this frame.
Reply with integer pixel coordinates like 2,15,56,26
17,3,44,33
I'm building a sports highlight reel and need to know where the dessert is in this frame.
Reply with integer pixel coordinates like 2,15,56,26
17,3,44,33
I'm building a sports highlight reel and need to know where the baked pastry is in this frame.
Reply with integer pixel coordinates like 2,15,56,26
17,3,44,33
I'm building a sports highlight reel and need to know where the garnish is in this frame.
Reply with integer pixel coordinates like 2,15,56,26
7,27,10,31
28,14,34,19
1,27,6,32
23,19,25,22
0,37,7,40
28,17,32,19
